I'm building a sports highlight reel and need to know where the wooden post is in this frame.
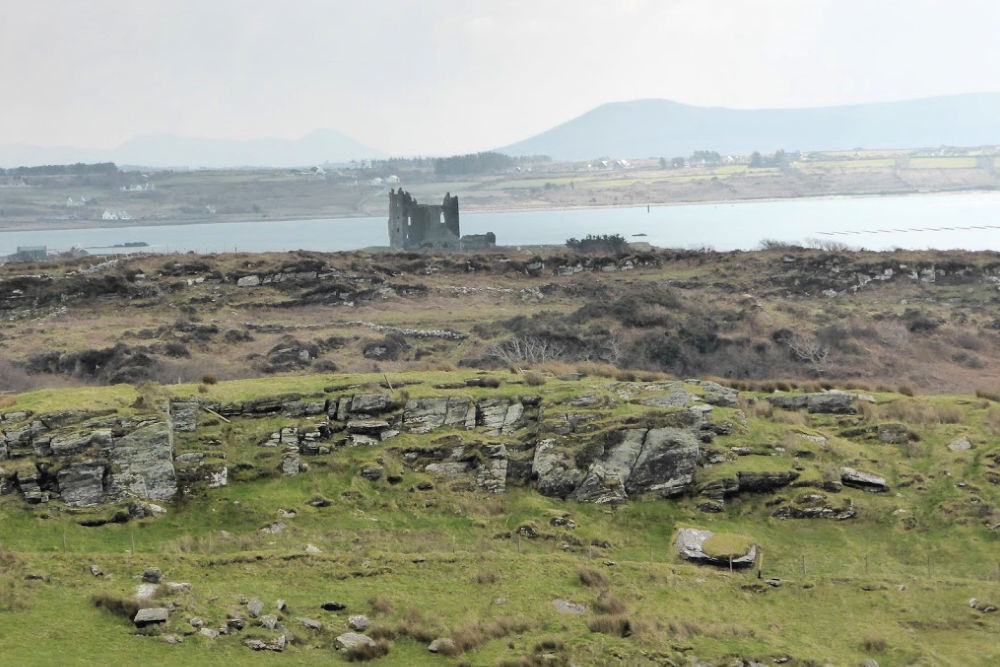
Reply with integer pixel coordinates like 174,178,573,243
801,554,806,577
383,374,394,391
729,555,733,573
757,550,764,579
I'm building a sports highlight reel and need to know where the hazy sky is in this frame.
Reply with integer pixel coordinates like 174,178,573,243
4,0,999,155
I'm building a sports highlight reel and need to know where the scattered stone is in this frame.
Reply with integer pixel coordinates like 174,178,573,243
247,598,264,618
135,583,159,600
162,635,182,644
133,607,170,627
553,598,586,614
428,638,456,654
189,617,204,628
348,615,371,631
227,617,246,630
360,465,383,481
305,543,322,554
276,599,287,611
89,564,103,577
260,614,279,630
970,598,998,613
877,423,914,444
299,617,323,630
165,582,192,593
141,567,163,583
948,437,973,452
334,632,377,651
199,628,219,639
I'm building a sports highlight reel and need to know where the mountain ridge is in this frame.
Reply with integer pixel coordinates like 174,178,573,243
498,92,1000,160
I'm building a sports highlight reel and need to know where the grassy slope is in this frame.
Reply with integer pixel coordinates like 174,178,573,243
2,372,1000,665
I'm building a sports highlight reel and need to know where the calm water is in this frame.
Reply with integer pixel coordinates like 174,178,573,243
3,192,1000,256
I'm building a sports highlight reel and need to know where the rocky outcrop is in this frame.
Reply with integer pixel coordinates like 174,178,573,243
766,391,859,414
773,493,856,520
0,412,176,507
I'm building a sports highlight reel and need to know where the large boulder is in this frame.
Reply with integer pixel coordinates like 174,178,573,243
334,632,377,651
674,528,757,568
169,401,199,432
133,607,169,627
841,467,888,492
737,470,800,493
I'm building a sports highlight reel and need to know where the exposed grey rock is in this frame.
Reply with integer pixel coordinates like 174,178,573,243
281,450,300,477
640,387,695,409
553,598,586,614
165,582,191,593
574,429,646,504
133,607,169,627
428,638,456,653
247,598,264,618
360,466,383,481
57,462,107,507
237,275,261,287
299,617,322,630
948,437,973,452
475,444,509,494
89,564,103,577
737,470,800,493
142,568,163,584
170,401,199,432
162,634,182,644
135,583,159,599
348,615,371,631
346,420,390,436
477,397,510,434
425,461,472,476
305,543,322,554
691,380,740,407
348,394,393,415
806,392,857,414
334,632,376,651
627,427,700,498
532,440,584,498
877,423,914,444
674,527,757,568
189,617,204,628
841,467,888,492
773,494,856,520
260,614,279,630
105,421,177,502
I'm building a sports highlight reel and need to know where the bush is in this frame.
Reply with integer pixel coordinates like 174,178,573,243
578,567,608,588
92,592,140,622
976,388,1000,402
522,371,547,386
368,596,394,615
201,374,218,385
586,614,633,637
344,638,390,661
593,590,627,615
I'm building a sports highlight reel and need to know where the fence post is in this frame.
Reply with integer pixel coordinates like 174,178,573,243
801,554,806,577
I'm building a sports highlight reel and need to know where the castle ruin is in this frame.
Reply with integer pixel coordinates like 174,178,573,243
388,189,495,251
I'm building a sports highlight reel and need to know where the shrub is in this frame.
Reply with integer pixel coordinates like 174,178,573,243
201,374,218,385
862,636,888,652
92,592,140,622
344,638,390,661
368,596,394,615
578,567,608,588
976,388,1000,403
897,384,915,397
593,590,627,615
475,570,499,585
586,614,633,637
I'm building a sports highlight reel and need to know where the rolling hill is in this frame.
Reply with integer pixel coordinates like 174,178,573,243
498,93,1000,160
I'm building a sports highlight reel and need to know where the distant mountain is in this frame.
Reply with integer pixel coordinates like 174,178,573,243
498,93,1000,160
0,129,385,169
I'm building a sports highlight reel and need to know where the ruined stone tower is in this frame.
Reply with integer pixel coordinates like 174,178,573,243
388,189,460,250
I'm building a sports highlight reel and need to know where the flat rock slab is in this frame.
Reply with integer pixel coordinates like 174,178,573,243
553,598,586,614
335,632,376,650
134,607,170,627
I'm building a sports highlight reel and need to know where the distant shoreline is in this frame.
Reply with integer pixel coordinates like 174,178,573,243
1,186,997,234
